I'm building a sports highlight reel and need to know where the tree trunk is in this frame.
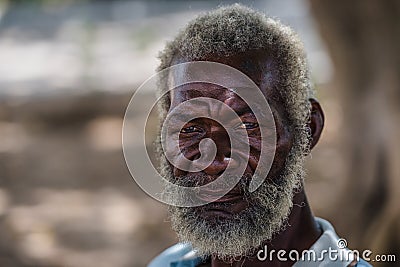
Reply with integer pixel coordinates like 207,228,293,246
309,0,400,265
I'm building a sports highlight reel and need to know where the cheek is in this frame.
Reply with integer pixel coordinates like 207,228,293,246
178,140,199,160
172,136,203,177
246,131,263,172
247,127,278,170
268,124,293,178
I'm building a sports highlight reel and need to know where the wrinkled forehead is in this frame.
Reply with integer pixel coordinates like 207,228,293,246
170,83,252,113
167,62,253,89
166,62,262,110
166,50,279,104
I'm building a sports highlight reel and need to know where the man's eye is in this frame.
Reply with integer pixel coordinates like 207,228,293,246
180,126,202,133
238,122,259,130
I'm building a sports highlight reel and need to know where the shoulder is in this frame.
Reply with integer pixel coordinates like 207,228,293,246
314,217,373,267
148,243,194,267
355,258,373,267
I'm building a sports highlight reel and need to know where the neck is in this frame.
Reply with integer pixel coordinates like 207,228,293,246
209,187,322,267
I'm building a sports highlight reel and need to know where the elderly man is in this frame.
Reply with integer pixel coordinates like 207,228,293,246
148,5,371,267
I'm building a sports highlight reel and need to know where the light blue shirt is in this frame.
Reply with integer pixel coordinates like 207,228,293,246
148,217,372,267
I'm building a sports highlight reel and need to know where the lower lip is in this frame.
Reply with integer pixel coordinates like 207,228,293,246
197,197,245,219
201,209,232,219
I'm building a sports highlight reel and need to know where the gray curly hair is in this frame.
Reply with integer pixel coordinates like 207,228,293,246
157,3,314,155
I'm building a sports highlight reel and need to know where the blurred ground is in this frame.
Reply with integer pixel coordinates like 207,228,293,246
0,1,352,266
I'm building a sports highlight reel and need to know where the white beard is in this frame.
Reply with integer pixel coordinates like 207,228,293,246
163,147,305,261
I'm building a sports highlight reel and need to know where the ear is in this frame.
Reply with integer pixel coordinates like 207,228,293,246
308,98,324,150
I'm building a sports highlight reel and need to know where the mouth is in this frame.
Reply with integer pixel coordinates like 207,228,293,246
195,186,249,219
197,191,243,203
196,187,244,203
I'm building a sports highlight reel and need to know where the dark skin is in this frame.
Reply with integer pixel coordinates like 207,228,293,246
167,50,355,266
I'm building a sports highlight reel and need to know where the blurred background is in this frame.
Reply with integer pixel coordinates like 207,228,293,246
0,0,398,266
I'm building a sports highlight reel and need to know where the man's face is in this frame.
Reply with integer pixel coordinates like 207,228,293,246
168,51,294,215
163,50,304,259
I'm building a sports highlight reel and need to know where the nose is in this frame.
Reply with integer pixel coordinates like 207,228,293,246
202,126,232,176
203,157,231,176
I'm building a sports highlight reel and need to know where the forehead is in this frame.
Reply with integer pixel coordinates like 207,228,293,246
170,83,250,113
168,50,279,106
